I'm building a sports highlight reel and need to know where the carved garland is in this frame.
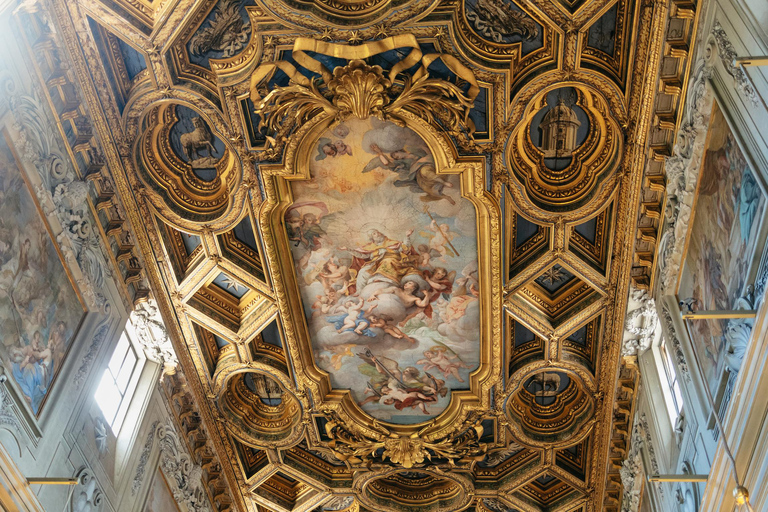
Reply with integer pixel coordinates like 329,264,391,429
657,22,756,294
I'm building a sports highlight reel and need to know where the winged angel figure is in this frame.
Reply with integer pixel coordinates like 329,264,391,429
189,0,251,59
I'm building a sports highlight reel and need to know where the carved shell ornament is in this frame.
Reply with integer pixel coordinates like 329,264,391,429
30,0,698,501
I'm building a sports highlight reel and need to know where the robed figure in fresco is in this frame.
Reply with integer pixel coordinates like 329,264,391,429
340,228,421,291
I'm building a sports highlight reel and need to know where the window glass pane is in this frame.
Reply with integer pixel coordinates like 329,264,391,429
115,349,137,392
657,334,683,423
108,334,130,375
95,371,120,424
95,329,143,429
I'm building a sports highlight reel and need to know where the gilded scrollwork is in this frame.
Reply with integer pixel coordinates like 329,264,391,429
355,468,474,512
135,103,242,222
506,84,622,214
248,35,480,159
319,410,488,469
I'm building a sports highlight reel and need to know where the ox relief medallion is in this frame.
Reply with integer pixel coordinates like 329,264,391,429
252,37,500,453
286,117,480,423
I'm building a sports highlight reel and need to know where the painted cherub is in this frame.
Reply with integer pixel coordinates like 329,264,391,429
379,384,436,414
311,289,339,318
317,259,352,295
367,281,430,309
417,346,472,383
426,219,456,262
326,299,375,336
334,140,353,156
328,344,355,370
367,313,415,343
416,244,439,270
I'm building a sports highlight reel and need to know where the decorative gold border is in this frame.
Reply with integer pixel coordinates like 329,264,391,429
257,111,501,441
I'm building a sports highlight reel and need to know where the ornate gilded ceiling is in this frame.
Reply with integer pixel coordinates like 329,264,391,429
25,0,699,508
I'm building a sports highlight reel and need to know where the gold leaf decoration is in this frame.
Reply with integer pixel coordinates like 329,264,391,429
321,410,488,468
249,35,479,158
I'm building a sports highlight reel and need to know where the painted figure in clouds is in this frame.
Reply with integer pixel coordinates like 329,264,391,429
285,117,480,423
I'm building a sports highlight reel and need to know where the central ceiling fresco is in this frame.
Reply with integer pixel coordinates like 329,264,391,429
31,0,700,507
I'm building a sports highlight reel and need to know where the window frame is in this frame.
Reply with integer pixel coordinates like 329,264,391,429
94,324,146,434
651,323,684,426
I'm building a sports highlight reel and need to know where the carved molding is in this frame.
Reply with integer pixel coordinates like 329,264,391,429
72,320,112,389
0,376,23,436
603,363,640,511
71,467,103,512
619,413,646,512
250,36,480,160
11,6,150,306
630,0,701,290
660,304,691,381
41,0,692,507
657,19,759,294
723,287,755,374
160,373,233,512
621,285,657,358
710,21,760,108
132,420,160,496
3,84,110,311
94,417,109,457
320,409,488,469
156,420,214,512
131,299,179,379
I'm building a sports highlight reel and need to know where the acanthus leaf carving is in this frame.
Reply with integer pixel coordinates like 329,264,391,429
619,414,645,512
0,375,23,435
155,420,213,512
659,304,690,381
321,410,488,469
73,319,112,389
7,89,110,309
188,0,251,59
658,22,758,294
131,420,160,496
71,467,104,512
710,21,760,108
131,299,179,379
723,286,755,374
621,285,657,357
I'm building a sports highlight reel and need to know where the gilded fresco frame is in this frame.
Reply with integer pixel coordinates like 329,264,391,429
0,127,88,418
675,98,768,302
674,94,768,406
256,111,502,440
